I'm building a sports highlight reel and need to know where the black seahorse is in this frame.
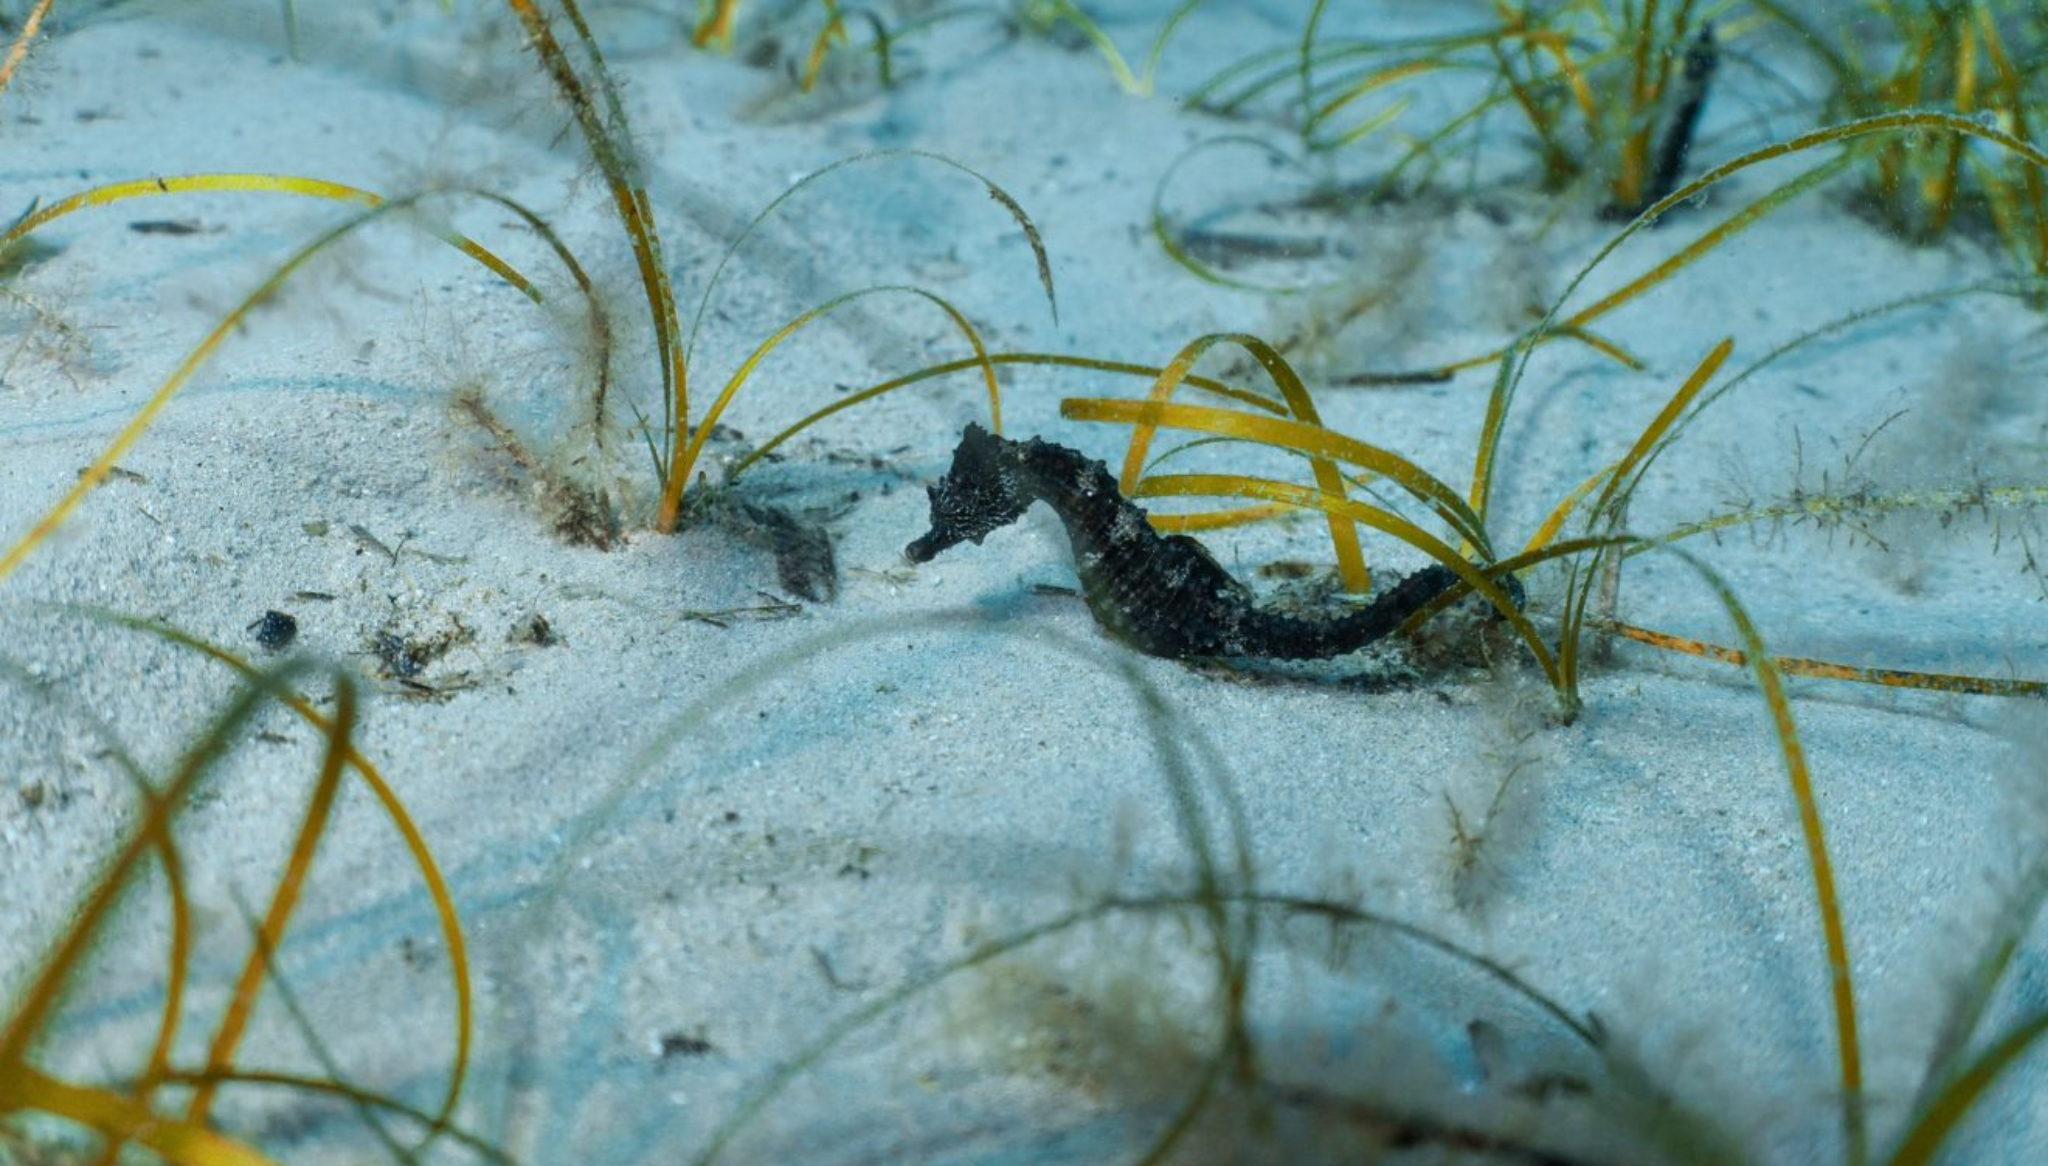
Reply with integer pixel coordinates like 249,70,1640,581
906,424,1489,662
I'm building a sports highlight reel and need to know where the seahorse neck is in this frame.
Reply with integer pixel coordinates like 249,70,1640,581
997,437,1136,564
1001,436,1115,509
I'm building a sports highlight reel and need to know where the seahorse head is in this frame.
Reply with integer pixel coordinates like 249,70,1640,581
905,424,1034,563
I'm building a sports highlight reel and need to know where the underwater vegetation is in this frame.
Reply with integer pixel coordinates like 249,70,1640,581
692,0,1208,101
0,0,1056,570
3,0,2048,1164
1760,0,2048,274
0,617,477,1166
1183,0,1728,209
1176,1,2046,214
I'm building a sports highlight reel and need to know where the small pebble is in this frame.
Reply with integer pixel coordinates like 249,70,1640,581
510,612,558,647
248,610,298,652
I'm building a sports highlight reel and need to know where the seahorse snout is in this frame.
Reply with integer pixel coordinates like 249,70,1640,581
905,530,948,563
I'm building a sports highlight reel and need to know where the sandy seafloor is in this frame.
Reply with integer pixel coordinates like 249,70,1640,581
3,1,2047,1163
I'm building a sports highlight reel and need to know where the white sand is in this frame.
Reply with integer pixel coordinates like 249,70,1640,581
3,1,2046,1163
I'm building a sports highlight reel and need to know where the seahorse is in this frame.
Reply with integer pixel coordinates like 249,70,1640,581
906,424,1491,662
